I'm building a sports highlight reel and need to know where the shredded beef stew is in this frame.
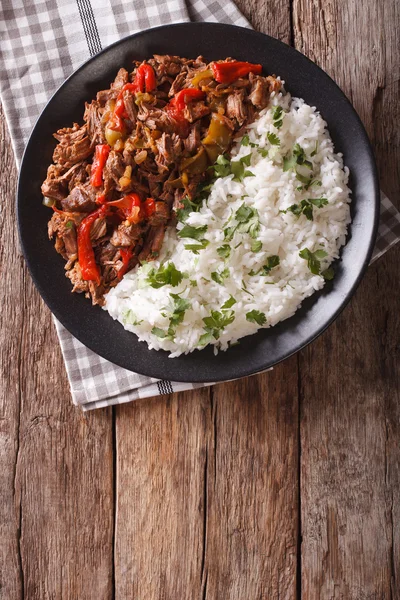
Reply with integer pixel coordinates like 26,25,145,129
42,55,281,305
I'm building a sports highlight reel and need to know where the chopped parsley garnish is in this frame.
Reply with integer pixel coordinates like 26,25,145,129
199,309,236,344
283,143,313,173
221,295,237,309
217,244,231,259
178,224,208,241
151,327,169,339
246,310,267,326
249,255,280,276
272,105,284,128
122,309,143,326
251,239,262,253
231,153,252,181
176,196,201,223
147,262,184,288
310,142,318,157
299,248,328,275
235,204,260,239
212,154,231,178
296,178,322,192
151,294,192,341
211,267,230,285
184,239,209,253
258,147,269,158
267,132,280,146
282,197,328,221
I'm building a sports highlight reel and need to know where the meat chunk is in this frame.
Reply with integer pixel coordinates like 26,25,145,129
138,225,165,261
248,76,270,109
48,212,78,261
103,150,126,195
183,101,210,123
111,68,129,90
122,90,137,123
66,263,89,293
183,122,201,153
60,184,97,213
149,202,170,226
41,162,89,201
150,55,184,77
155,132,182,166
53,123,92,167
226,90,248,124
84,101,105,146
110,223,143,247
90,217,107,242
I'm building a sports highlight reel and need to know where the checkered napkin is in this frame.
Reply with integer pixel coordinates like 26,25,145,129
1,1,399,410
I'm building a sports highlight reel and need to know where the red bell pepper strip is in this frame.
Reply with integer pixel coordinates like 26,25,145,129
169,88,206,113
166,89,205,136
107,193,143,223
144,197,156,218
211,61,262,84
118,247,134,279
133,64,156,93
90,144,110,187
108,65,156,131
77,205,108,283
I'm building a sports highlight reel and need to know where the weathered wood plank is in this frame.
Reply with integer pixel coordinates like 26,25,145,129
204,368,299,599
114,3,298,599
0,108,115,599
294,0,400,596
114,390,211,598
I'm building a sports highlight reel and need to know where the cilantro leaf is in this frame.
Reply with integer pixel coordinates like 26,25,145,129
310,142,319,157
122,309,143,326
272,105,284,128
299,248,328,275
151,327,169,338
246,310,267,326
178,224,208,241
322,266,335,281
217,244,231,259
231,159,244,181
212,154,231,178
267,132,280,146
264,255,280,272
211,267,230,285
184,239,209,253
224,225,237,242
147,262,184,288
198,331,214,346
202,309,235,340
309,197,328,208
241,134,249,146
221,295,237,309
258,148,269,158
231,154,252,181
283,154,297,171
251,239,262,252
235,204,260,239
176,196,200,223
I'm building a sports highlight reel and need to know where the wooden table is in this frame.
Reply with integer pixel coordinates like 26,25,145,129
1,0,399,597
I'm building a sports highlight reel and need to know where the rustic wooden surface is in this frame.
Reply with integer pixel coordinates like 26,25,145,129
0,0,399,597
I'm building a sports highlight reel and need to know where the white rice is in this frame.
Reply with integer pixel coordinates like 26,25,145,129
105,91,351,357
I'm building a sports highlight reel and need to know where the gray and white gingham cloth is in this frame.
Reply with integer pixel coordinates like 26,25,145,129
1,0,399,410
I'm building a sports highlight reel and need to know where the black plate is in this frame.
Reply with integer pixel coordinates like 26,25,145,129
18,23,380,382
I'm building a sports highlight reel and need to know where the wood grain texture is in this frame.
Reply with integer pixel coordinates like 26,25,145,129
293,0,400,597
1,0,399,597
0,106,114,599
